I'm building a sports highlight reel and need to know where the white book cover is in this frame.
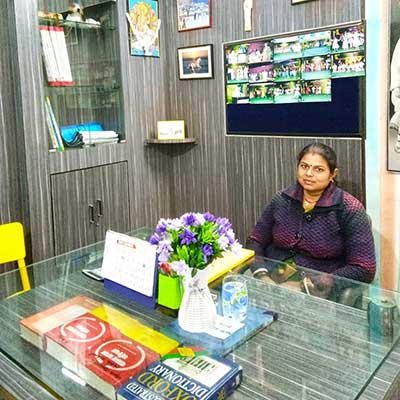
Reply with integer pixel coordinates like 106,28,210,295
50,26,73,85
39,26,59,84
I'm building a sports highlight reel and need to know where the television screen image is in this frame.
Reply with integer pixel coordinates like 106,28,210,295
332,25,365,54
273,59,302,83
249,83,275,104
302,30,331,57
249,63,274,83
225,44,249,65
273,35,302,61
332,51,365,78
274,81,302,103
226,64,249,83
301,79,331,102
301,55,332,80
248,41,273,63
226,83,249,104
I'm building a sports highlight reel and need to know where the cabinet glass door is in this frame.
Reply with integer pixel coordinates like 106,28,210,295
37,0,124,151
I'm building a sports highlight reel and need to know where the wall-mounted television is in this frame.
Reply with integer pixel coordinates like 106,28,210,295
224,22,365,137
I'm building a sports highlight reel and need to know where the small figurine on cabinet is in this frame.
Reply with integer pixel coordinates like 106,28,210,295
66,2,84,22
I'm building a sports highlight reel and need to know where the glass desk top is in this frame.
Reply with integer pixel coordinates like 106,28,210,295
0,229,399,400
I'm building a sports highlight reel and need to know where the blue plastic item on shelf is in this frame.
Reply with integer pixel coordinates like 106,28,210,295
60,122,104,143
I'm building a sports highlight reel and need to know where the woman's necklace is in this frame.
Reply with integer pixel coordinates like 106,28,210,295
303,197,317,206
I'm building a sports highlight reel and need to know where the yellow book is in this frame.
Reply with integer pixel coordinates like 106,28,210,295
207,248,255,283
90,304,178,356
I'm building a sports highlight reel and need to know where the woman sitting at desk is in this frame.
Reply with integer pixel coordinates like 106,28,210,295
247,143,376,297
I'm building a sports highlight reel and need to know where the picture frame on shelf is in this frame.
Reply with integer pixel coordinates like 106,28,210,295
157,120,185,140
177,44,214,80
291,0,317,4
127,0,161,57
177,0,211,32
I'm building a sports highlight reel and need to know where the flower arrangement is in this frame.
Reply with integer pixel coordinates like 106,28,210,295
150,212,242,278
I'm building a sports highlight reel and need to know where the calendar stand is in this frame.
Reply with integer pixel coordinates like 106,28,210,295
101,230,158,309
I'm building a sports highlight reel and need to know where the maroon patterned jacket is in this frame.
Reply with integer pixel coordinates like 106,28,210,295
247,182,376,283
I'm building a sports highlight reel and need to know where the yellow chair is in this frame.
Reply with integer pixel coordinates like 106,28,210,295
0,222,31,296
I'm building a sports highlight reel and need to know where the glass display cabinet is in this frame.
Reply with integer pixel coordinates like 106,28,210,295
37,0,124,150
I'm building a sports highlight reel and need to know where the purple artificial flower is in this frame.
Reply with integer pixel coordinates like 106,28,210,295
171,260,188,276
180,212,197,226
157,242,173,262
218,235,230,251
149,233,160,245
179,228,197,245
201,243,214,263
226,229,236,245
155,218,169,235
169,218,183,230
195,213,205,225
216,217,232,235
231,240,243,256
203,212,215,222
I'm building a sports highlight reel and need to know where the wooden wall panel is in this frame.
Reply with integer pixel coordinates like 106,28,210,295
117,1,175,229
163,0,364,243
0,0,26,225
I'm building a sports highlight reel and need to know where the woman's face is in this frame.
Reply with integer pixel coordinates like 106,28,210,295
297,152,337,194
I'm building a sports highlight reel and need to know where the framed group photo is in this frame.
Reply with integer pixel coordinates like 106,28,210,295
177,0,212,32
177,44,214,80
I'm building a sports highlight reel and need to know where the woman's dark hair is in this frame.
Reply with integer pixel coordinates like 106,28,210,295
297,143,338,173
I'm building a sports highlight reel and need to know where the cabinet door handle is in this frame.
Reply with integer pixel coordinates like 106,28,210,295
89,204,95,224
96,199,103,217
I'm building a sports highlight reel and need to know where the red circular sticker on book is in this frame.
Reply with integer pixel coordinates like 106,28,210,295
60,316,106,343
94,339,146,372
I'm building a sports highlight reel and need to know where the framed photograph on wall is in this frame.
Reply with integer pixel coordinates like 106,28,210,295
177,0,212,32
128,0,161,57
178,44,214,80
388,0,400,171
291,0,317,4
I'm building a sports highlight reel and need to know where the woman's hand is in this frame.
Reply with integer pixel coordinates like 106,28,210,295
301,274,334,299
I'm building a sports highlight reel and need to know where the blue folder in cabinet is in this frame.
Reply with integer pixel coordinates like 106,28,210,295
162,306,274,357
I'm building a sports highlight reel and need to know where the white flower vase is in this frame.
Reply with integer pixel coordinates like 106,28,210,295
178,266,217,333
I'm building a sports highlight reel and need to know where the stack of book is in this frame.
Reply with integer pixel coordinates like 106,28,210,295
59,122,119,148
20,296,179,399
80,130,119,145
39,24,73,86
117,347,243,400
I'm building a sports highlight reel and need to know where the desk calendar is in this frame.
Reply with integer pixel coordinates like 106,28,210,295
101,230,158,308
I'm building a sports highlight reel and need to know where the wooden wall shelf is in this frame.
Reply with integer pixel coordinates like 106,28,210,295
144,138,197,146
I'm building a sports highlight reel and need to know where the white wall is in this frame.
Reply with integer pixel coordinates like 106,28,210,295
365,0,400,290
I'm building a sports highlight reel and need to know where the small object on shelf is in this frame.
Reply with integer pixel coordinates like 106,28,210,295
38,11,63,21
65,2,84,22
157,120,185,140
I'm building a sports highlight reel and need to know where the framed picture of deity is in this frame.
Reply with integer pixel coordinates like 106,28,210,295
177,0,212,32
127,0,161,57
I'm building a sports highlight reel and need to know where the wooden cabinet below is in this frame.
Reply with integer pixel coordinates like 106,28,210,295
51,162,130,255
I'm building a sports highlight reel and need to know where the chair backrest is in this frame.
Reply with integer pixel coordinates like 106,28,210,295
0,222,31,292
